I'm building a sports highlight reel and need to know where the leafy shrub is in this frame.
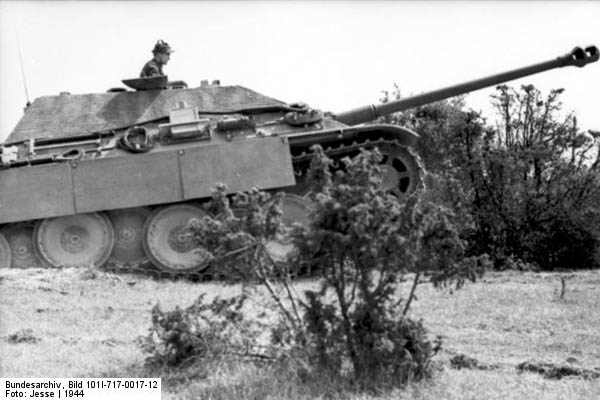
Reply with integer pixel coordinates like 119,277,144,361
142,294,265,367
449,354,498,371
517,361,600,380
301,293,441,386
143,304,206,367
6,328,40,344
287,146,484,388
143,145,485,392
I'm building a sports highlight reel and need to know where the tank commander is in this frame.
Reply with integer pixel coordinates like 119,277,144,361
140,40,174,78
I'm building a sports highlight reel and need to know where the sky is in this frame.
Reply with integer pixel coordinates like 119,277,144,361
1,0,599,142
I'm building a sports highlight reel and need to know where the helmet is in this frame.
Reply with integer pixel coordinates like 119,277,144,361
152,40,174,55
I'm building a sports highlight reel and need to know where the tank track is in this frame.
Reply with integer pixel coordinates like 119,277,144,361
101,138,423,279
0,138,423,280
291,137,415,163
291,138,424,182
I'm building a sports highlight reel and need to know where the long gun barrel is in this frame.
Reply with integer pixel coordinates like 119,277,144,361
334,45,599,126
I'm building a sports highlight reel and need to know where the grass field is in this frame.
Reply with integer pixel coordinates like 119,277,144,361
1,267,599,399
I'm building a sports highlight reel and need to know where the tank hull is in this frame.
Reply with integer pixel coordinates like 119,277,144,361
0,136,295,224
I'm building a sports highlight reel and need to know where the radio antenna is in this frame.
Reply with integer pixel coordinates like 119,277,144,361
16,29,31,108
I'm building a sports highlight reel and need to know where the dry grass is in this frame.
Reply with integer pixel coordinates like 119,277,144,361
1,267,599,399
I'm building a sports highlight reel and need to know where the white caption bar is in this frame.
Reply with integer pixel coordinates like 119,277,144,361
1,378,161,400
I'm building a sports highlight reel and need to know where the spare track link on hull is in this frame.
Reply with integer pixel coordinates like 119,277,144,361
290,138,416,162
291,138,424,196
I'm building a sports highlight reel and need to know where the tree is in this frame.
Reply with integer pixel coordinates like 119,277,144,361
383,83,600,269
479,84,600,269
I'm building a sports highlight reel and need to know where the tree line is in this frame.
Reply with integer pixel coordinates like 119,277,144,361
382,84,600,270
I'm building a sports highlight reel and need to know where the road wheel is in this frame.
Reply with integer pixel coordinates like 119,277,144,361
143,204,211,274
0,230,13,269
377,143,423,197
1,224,47,269
34,213,114,268
107,207,151,269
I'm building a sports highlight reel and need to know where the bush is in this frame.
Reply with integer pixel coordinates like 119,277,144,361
384,84,600,269
142,294,264,368
289,146,483,388
142,145,485,392
301,292,441,386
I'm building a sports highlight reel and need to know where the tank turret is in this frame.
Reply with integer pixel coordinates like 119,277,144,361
0,45,597,274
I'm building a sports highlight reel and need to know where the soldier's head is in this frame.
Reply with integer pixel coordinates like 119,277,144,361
152,40,173,65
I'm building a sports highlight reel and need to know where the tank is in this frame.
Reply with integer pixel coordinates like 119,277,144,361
0,45,597,273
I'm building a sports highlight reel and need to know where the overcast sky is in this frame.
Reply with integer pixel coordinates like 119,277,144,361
1,1,599,142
